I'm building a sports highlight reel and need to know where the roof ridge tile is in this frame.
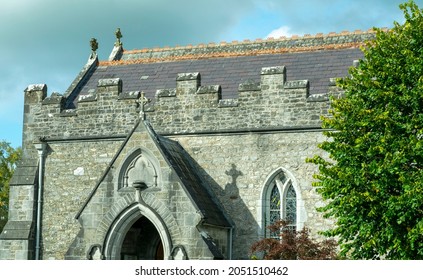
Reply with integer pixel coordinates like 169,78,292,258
99,29,381,66
101,43,364,66
123,29,377,55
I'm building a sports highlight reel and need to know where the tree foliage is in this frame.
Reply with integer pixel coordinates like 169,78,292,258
307,1,423,259
0,141,22,232
250,220,338,260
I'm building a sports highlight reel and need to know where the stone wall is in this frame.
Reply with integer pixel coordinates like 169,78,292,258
10,53,341,260
32,126,333,260
41,140,120,259
40,124,227,260
172,130,332,258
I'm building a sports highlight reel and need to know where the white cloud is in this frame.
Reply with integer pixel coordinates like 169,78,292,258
266,26,293,39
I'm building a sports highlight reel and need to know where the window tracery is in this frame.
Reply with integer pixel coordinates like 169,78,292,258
263,169,298,237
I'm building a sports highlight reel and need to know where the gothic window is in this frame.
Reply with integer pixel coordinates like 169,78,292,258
284,184,297,231
118,149,159,190
269,185,281,238
263,170,298,237
269,185,281,226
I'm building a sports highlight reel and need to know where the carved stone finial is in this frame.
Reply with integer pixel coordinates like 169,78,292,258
115,28,123,47
90,38,98,55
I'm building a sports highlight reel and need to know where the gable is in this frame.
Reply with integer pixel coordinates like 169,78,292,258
75,120,231,228
153,129,231,227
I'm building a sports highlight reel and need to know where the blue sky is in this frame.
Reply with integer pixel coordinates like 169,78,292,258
0,0,419,148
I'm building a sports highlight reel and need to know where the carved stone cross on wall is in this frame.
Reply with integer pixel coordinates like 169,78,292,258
139,91,150,120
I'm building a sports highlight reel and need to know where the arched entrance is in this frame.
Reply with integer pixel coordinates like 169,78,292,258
103,203,172,260
120,216,164,260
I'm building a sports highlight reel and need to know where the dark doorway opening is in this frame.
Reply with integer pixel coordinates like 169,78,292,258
120,216,163,260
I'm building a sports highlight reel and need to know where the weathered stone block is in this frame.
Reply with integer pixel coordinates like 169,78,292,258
284,80,309,89
78,91,97,103
176,72,200,81
60,109,77,117
156,89,176,99
218,99,238,108
42,92,65,106
97,78,122,96
260,66,286,76
196,85,221,95
238,80,260,92
307,93,329,102
24,84,47,104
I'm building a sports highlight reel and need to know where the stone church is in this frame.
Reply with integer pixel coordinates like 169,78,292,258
0,29,374,260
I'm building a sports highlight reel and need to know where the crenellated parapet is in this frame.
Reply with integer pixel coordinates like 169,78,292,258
21,64,343,152
150,66,337,134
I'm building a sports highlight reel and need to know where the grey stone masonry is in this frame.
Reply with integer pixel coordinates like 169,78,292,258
21,65,338,153
0,171,37,259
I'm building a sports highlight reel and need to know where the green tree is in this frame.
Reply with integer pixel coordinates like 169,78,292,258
307,1,423,259
0,141,22,232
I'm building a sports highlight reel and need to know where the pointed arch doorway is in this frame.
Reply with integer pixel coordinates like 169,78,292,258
121,216,164,260
103,204,172,260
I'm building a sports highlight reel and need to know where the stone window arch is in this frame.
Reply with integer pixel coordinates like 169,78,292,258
259,168,305,238
117,148,160,190
102,203,173,260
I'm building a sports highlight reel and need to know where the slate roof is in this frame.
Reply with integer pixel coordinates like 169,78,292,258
66,31,373,108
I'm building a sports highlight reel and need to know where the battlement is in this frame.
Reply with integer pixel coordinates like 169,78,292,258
28,64,336,108
28,64,339,111
22,63,343,153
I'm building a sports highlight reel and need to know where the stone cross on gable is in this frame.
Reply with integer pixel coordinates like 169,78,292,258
139,91,150,120
90,38,98,59
115,28,123,47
